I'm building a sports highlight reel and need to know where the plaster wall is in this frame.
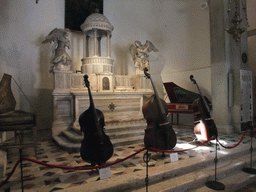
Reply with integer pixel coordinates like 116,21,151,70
104,0,211,99
0,0,64,130
0,0,255,130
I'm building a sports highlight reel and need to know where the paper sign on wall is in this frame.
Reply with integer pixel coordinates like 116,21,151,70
240,69,253,123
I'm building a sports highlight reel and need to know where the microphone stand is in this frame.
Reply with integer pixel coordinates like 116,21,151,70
242,123,256,174
205,136,225,190
19,148,24,192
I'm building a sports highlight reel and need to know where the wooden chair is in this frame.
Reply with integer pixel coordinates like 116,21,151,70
0,110,37,157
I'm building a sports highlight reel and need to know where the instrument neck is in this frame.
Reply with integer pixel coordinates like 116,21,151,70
194,82,211,113
149,77,168,122
87,86,103,135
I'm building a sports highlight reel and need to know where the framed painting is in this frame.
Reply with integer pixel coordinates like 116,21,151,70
65,0,103,32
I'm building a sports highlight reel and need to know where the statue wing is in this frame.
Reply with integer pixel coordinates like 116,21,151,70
129,44,137,61
144,40,159,53
42,28,58,44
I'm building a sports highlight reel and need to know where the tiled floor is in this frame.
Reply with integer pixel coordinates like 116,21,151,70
0,125,255,192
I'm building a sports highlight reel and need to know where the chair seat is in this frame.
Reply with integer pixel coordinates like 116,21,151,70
0,110,36,126
0,110,37,158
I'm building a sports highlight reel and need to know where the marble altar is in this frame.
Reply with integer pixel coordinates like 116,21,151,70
50,13,153,142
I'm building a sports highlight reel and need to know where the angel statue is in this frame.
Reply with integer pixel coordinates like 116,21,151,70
42,28,72,67
129,40,159,74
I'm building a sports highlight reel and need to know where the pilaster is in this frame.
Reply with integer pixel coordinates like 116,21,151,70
209,0,251,134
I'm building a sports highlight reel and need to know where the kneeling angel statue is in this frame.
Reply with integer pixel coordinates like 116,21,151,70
42,28,72,68
130,40,158,74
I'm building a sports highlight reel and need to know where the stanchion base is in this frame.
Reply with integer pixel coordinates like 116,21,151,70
205,181,225,190
242,167,256,174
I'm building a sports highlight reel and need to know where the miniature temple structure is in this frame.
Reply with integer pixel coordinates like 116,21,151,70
51,13,152,149
80,13,114,92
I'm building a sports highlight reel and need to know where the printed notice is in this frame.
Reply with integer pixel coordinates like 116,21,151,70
170,153,179,162
99,167,111,180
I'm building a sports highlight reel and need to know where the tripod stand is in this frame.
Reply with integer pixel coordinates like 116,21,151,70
205,138,225,190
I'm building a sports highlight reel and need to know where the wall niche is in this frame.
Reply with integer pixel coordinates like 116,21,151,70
65,0,103,32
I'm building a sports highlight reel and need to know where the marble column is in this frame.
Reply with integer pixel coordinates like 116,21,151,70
107,32,111,57
94,29,98,56
209,0,233,134
97,37,101,56
209,0,250,134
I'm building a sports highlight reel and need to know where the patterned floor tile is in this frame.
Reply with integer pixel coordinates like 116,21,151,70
0,126,255,192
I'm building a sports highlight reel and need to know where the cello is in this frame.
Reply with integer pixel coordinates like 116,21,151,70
190,75,217,142
79,75,113,165
142,68,177,150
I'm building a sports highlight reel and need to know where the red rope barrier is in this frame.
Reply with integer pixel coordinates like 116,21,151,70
0,147,147,188
23,147,147,170
2,128,249,188
0,138,215,189
217,128,250,149
0,159,20,188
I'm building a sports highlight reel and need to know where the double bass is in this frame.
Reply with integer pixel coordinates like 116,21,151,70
142,68,177,150
190,75,217,142
79,75,113,165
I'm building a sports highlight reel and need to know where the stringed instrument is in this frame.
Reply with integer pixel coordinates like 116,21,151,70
142,68,177,150
190,75,217,142
79,75,113,165
0,74,16,114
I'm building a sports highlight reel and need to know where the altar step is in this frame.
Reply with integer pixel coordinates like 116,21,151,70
132,154,256,192
64,140,256,192
53,120,147,152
